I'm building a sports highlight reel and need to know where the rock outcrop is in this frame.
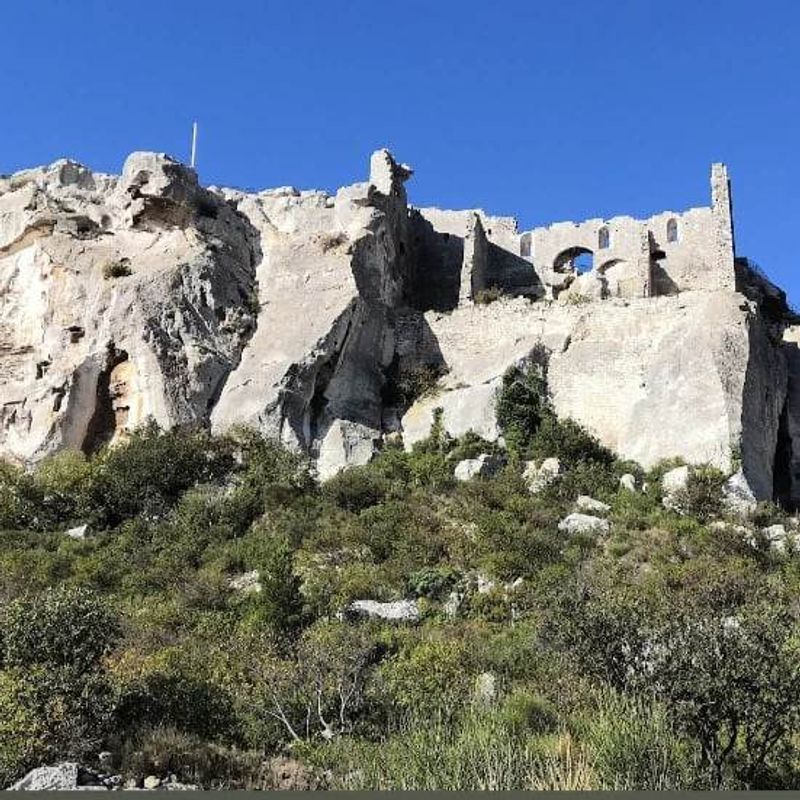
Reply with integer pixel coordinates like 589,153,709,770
1,148,799,505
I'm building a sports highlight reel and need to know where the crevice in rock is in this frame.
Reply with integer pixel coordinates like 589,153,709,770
773,398,794,510
81,346,129,455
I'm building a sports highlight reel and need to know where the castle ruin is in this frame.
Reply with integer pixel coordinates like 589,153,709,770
411,162,737,308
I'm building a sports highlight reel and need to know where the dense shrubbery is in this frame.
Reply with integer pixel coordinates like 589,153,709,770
0,374,798,788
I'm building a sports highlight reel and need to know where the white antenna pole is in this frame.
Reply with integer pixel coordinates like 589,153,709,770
190,121,198,169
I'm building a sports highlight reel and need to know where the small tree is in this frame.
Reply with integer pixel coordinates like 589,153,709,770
646,603,800,788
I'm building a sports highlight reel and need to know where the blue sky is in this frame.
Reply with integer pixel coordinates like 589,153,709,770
2,1,799,302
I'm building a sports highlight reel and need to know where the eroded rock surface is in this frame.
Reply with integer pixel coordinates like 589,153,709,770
1,148,799,505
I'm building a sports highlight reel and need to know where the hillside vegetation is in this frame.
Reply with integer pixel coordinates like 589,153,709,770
0,367,799,790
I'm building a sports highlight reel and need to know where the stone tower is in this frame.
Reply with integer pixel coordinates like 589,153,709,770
711,163,736,290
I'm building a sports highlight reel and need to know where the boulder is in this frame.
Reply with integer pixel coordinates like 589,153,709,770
228,570,262,594
474,671,497,705
10,763,81,791
522,457,561,493
763,524,792,553
722,469,758,515
575,495,610,515
558,513,610,536
662,465,690,509
454,453,502,482
344,599,420,622
619,473,637,492
9,763,112,791
143,776,162,790
65,524,89,540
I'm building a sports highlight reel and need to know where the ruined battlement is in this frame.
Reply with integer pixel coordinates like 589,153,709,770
412,163,737,307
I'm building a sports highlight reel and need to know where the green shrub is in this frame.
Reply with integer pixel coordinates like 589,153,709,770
248,526,304,635
379,639,472,721
114,669,236,742
102,258,132,279
406,566,460,600
670,465,726,522
528,414,614,467
0,670,43,786
323,467,388,512
495,362,549,454
85,422,236,527
2,586,119,671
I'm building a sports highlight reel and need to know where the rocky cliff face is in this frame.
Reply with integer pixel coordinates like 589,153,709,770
1,148,798,502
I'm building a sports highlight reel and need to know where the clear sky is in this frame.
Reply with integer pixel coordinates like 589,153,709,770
2,1,798,302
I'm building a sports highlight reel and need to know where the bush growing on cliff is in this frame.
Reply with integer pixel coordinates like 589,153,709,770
496,362,614,468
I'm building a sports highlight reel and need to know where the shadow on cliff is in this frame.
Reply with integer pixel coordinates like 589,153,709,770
740,315,795,508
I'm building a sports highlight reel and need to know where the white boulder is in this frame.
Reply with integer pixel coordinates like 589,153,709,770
763,524,793,553
619,473,637,492
558,513,610,536
228,570,262,594
454,453,502,482
575,495,610,515
345,599,420,622
662,465,690,509
722,469,758,515
522,457,561,493
65,524,89,540
10,764,81,791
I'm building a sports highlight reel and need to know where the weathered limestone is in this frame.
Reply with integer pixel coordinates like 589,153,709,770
523,457,561,493
401,291,787,501
344,599,420,622
454,453,503,481
0,148,798,506
558,513,610,536
575,495,610,515
228,570,262,594
661,466,691,510
0,152,259,463
722,469,758,515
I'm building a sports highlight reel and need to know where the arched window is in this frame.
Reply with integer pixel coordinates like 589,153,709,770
598,226,610,250
666,218,679,243
520,232,532,258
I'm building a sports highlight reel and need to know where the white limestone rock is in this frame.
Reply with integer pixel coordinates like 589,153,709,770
619,473,637,492
575,495,610,515
8,763,113,791
345,599,420,622
523,457,561,493
1,148,799,506
662,466,690,510
228,570,262,594
558,513,610,536
722,469,758,515
454,453,502,481
10,763,81,791
65,523,88,539
763,524,793,554
474,671,497,705
401,291,792,505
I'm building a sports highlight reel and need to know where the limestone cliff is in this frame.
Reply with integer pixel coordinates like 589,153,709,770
0,148,797,502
